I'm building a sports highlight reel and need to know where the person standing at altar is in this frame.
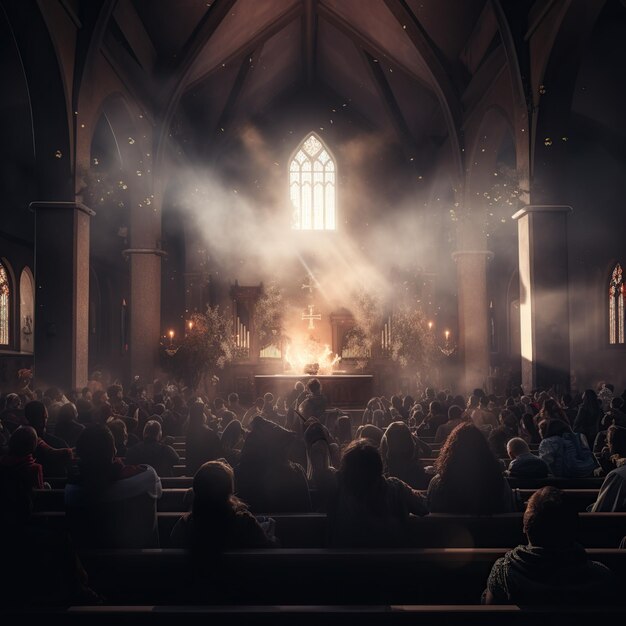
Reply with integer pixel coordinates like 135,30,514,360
299,379,327,420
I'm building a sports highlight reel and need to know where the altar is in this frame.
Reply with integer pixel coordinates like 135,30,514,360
254,374,373,409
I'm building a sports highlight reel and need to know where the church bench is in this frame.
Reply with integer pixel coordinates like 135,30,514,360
73,548,626,605
33,489,192,513
30,511,626,549
45,476,196,489
8,604,626,626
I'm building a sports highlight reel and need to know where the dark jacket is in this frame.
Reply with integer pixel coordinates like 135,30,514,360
484,544,614,604
507,453,549,479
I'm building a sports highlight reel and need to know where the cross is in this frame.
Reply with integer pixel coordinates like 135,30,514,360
301,273,316,294
302,304,321,330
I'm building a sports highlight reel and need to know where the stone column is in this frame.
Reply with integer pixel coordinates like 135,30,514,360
512,205,572,392
30,201,94,390
453,250,494,392
123,248,167,383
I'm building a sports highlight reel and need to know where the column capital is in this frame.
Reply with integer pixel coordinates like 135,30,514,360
122,248,168,259
512,205,572,220
452,250,494,262
29,201,96,217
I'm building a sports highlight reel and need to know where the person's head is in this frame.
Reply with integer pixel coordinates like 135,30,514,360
499,409,519,433
57,402,78,424
8,426,38,457
372,409,385,430
428,400,442,416
77,425,116,472
391,395,402,411
356,424,384,447
307,378,321,395
254,397,264,410
339,439,383,495
227,392,239,406
5,393,21,410
153,403,166,416
538,418,571,440
192,460,242,518
81,387,93,402
582,389,599,412
106,418,128,450
610,396,624,411
44,387,62,403
295,381,305,393
188,401,207,427
334,415,353,444
143,420,162,442
425,387,435,400
366,397,379,411
107,384,123,402
523,487,577,548
24,401,47,436
380,421,415,469
448,405,463,422
467,394,479,409
435,422,505,513
220,410,236,429
263,392,274,407
539,398,564,422
607,425,626,457
507,437,530,460
213,397,225,411
403,395,414,410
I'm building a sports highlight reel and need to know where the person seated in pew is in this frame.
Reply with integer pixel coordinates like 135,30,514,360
483,487,615,605
506,437,549,479
434,404,466,444
590,426,626,512
65,424,162,548
427,422,516,515
24,400,73,477
538,419,597,479
106,417,130,458
171,460,276,557
328,439,428,547
0,426,44,490
220,418,244,468
235,415,311,514
242,397,264,429
125,420,180,477
380,421,430,490
54,402,85,448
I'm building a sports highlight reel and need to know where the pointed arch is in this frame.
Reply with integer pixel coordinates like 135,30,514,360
0,259,11,346
609,262,625,345
289,133,336,231
19,266,34,353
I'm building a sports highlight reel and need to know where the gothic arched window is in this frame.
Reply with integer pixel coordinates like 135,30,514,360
0,261,10,346
609,263,625,344
20,267,34,353
290,133,336,230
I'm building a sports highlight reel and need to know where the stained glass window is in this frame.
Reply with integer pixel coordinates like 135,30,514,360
0,262,9,345
609,263,625,345
290,133,336,230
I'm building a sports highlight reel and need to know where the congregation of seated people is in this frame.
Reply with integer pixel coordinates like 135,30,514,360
1,371,626,608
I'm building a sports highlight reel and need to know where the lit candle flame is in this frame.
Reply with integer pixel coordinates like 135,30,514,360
445,330,450,341
188,321,193,330
428,321,433,330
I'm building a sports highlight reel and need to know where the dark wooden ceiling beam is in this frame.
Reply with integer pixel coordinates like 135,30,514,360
212,47,260,142
382,0,464,180
303,0,317,87
317,2,432,91
361,50,418,160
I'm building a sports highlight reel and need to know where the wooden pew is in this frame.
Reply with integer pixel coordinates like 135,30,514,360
74,547,626,606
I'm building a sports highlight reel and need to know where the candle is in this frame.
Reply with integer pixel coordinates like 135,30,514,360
168,330,174,346
188,320,193,331
428,321,433,331
445,330,450,341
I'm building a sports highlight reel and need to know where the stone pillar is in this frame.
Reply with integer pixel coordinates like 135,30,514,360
123,248,167,383
453,250,493,392
30,201,94,390
512,205,572,392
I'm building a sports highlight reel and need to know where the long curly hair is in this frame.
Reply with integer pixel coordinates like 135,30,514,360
434,422,506,514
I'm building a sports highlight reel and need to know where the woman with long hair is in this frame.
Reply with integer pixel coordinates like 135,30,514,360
427,422,515,514
328,439,427,547
170,460,274,555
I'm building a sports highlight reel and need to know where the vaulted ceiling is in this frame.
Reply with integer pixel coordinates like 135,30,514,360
112,0,498,160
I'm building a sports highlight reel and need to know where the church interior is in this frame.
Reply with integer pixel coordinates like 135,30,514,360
2,0,626,621
2,0,626,397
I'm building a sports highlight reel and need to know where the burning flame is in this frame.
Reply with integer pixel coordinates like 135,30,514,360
284,338,341,375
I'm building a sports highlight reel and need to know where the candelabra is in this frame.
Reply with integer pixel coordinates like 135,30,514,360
438,330,456,357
